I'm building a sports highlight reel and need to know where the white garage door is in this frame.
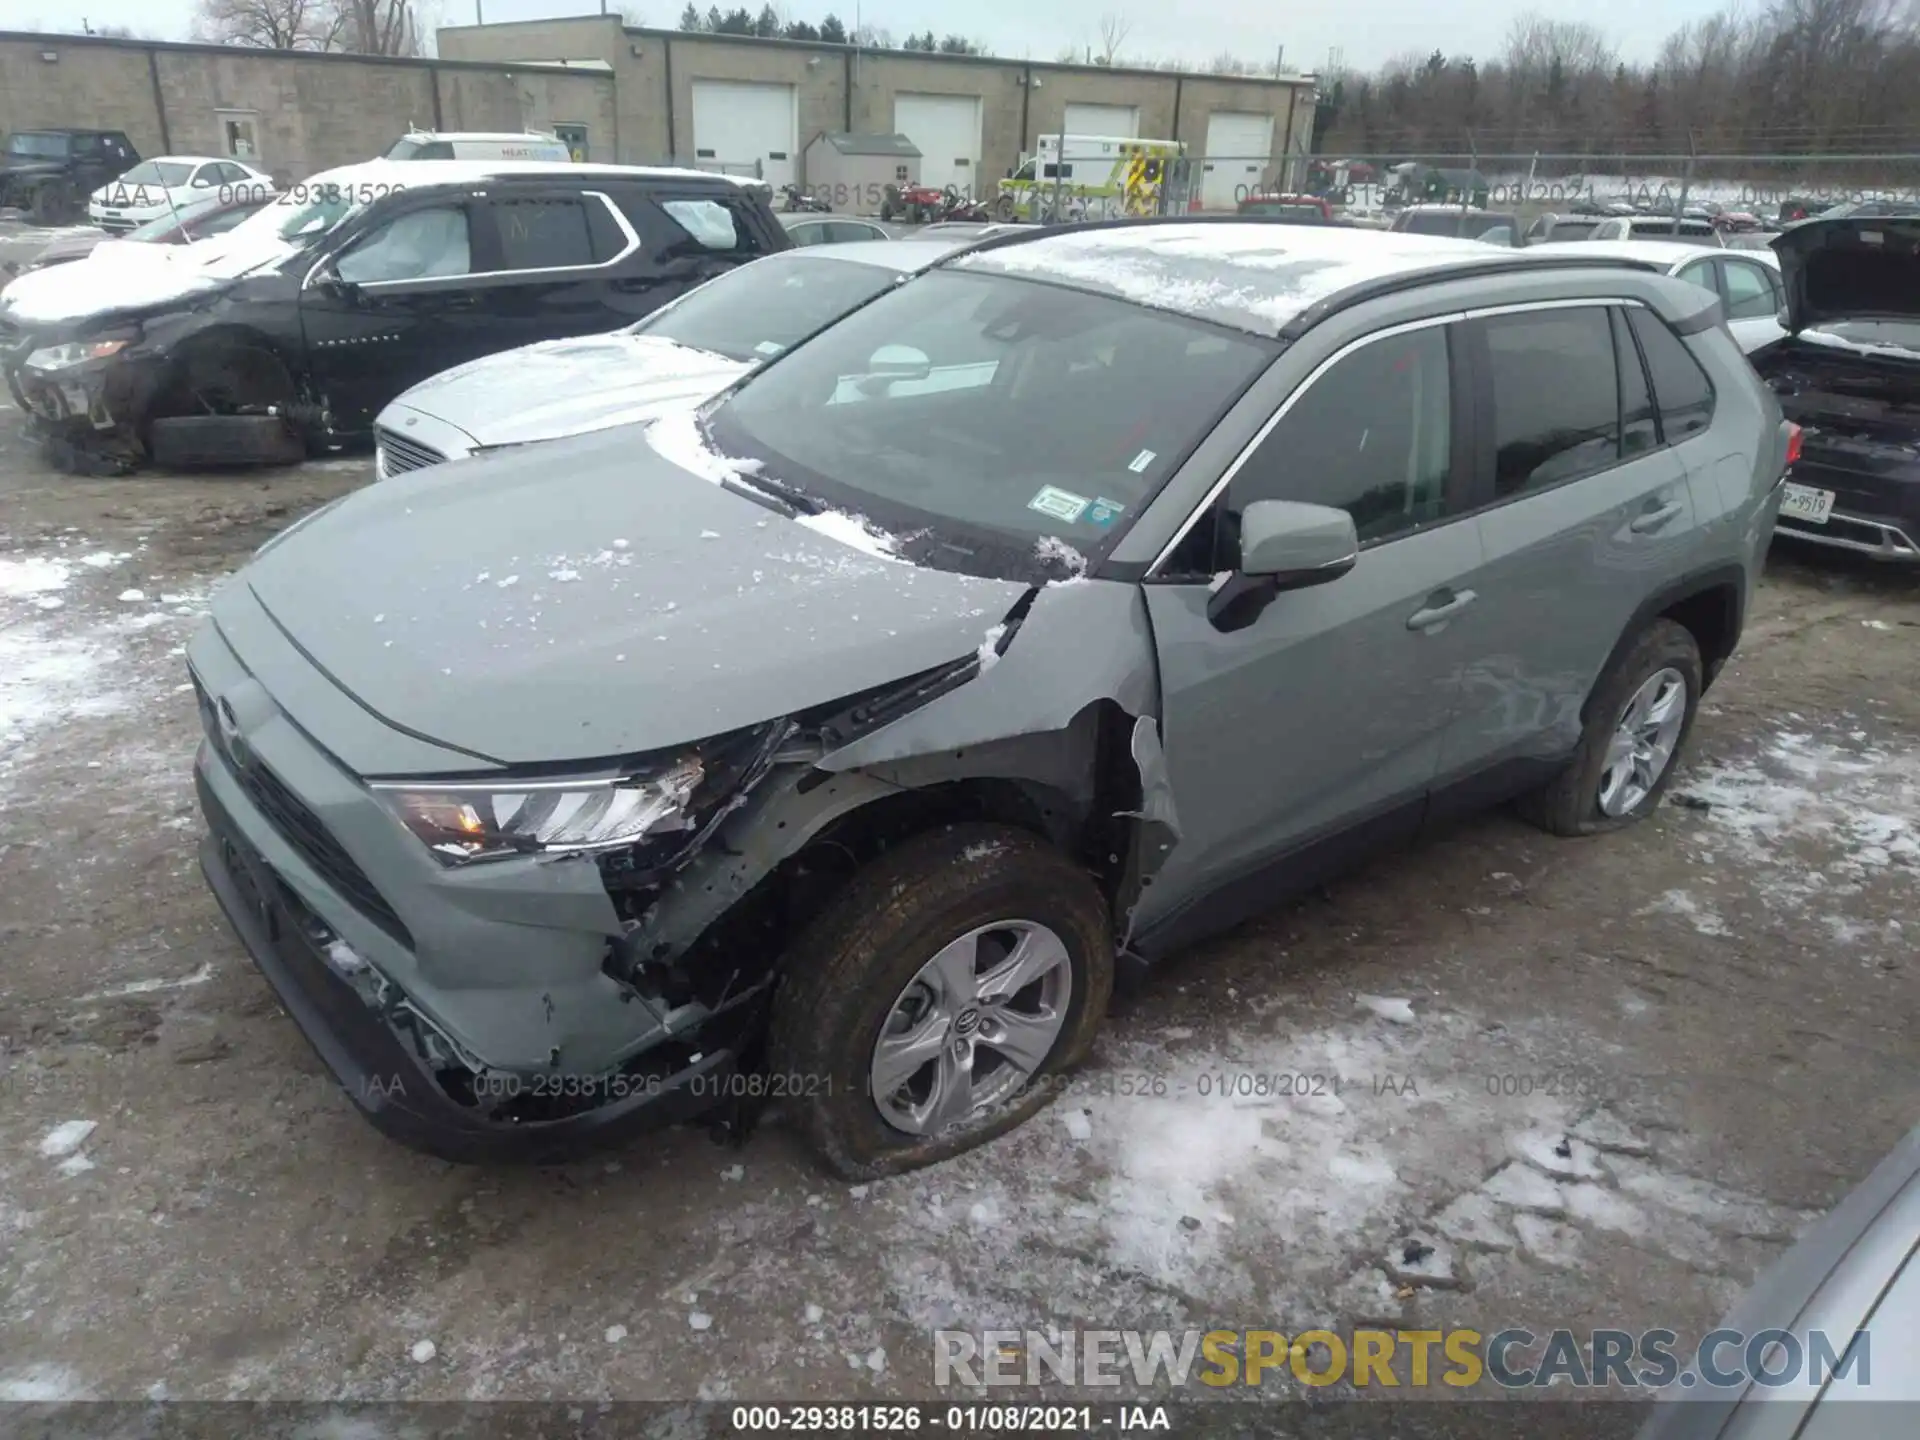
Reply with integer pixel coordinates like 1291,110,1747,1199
894,94,983,197
691,80,797,189
1063,103,1139,139
1202,110,1274,210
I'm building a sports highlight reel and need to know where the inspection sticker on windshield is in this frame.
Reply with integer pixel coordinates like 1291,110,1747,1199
1087,496,1126,527
1127,449,1157,474
1028,486,1090,523
753,340,785,357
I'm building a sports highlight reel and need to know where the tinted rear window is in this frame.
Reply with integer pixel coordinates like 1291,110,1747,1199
1627,307,1715,443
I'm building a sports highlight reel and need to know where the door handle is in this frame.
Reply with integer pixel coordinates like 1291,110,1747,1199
1406,588,1477,631
1631,500,1684,534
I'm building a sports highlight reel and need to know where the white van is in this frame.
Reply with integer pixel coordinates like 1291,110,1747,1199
383,131,574,163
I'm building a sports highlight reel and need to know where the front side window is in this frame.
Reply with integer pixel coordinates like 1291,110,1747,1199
335,205,471,283
1228,326,1454,545
635,251,901,362
1482,306,1621,496
7,133,71,159
786,221,827,247
1721,259,1779,320
1626,306,1715,443
1675,259,1717,294
707,270,1275,581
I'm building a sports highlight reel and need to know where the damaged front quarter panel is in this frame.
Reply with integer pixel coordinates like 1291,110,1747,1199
622,578,1179,980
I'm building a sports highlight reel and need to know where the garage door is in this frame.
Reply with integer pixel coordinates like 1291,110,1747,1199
1064,103,1140,139
1202,110,1274,210
894,94,983,197
691,80,796,189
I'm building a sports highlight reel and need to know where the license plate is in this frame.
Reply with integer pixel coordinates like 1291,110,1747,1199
1780,481,1835,525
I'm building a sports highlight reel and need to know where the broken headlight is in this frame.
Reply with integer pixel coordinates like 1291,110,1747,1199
374,757,705,865
23,337,132,371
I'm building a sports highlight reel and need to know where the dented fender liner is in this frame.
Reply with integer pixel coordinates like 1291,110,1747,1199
198,824,736,1163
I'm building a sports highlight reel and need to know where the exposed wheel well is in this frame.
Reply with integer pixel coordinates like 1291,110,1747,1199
1659,582,1741,687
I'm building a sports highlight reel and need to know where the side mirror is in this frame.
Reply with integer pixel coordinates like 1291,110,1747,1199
1209,500,1358,630
312,266,359,303
1240,500,1358,584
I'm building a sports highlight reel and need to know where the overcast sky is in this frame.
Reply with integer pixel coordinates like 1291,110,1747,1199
0,0,1734,72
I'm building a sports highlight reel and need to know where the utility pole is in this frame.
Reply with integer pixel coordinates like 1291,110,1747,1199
476,2,485,23
1273,45,1284,79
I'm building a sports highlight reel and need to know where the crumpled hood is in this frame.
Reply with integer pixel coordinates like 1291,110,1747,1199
1772,217,1920,333
229,423,1027,769
392,333,751,450
0,235,237,329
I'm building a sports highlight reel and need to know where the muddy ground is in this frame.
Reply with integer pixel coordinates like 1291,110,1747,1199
1,392,1915,1427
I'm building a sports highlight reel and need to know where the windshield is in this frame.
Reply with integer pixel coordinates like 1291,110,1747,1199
708,270,1276,582
1545,218,1600,241
118,161,193,187
6,133,70,159
635,252,902,363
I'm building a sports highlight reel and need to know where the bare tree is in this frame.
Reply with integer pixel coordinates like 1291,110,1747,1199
334,0,418,55
1095,12,1131,66
194,0,345,49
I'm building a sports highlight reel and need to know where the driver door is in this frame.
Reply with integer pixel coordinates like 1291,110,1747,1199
1137,321,1484,936
298,197,500,434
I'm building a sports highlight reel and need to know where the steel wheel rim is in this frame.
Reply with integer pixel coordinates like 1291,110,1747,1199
1598,666,1687,817
869,919,1073,1137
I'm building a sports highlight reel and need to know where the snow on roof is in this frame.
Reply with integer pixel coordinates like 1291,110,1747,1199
301,157,751,189
955,223,1527,335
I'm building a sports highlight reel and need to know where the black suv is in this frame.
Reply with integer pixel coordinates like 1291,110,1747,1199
0,160,790,472
1,128,140,223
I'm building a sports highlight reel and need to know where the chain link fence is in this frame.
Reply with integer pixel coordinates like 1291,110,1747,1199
1306,152,1920,223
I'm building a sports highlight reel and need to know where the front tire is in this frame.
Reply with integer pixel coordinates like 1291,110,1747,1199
1519,619,1702,836
769,823,1114,1179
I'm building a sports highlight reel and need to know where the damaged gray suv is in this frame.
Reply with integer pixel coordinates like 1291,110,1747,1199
189,220,1792,1175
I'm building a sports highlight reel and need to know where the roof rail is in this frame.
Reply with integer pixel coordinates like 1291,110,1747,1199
939,215,1672,338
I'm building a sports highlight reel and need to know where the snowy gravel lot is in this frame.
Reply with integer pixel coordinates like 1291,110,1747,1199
1,387,1916,1423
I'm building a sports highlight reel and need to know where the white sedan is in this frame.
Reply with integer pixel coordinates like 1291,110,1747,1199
87,157,276,234
1527,238,1787,352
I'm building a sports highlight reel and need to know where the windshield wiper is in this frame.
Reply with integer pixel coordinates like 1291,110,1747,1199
720,467,824,517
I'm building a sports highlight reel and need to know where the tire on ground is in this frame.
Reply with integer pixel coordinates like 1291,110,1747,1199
1518,618,1704,837
149,414,306,470
769,822,1114,1180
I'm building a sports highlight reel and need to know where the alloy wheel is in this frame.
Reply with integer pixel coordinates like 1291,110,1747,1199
868,920,1073,1136
1597,666,1687,816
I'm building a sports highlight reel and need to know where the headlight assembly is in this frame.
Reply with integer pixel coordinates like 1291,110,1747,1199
24,338,132,371
373,757,706,864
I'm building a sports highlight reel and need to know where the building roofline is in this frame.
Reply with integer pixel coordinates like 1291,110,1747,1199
0,28,591,76
552,22,1317,87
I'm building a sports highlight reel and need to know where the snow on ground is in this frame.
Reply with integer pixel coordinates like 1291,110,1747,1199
1672,727,1920,916
0,544,207,797
835,1000,1811,1344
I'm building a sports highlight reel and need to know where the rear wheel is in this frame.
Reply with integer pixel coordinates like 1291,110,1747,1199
1518,619,1702,836
769,823,1113,1179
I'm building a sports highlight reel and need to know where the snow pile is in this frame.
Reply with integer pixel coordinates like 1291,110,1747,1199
0,557,70,600
1675,729,1920,901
